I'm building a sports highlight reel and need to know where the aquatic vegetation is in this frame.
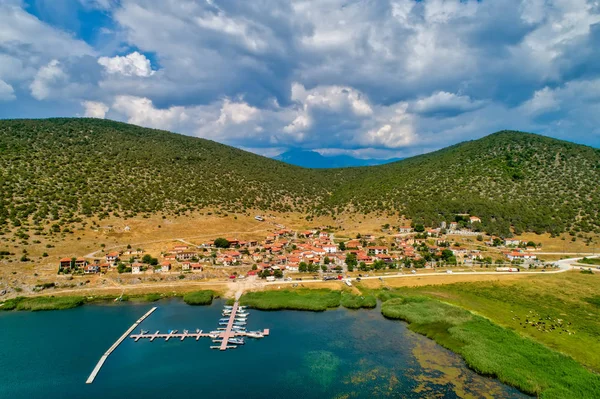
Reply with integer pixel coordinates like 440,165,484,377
0,296,85,311
304,351,341,390
240,289,341,311
340,292,377,309
382,296,600,398
182,290,215,306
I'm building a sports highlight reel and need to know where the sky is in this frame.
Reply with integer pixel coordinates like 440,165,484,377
1,0,600,160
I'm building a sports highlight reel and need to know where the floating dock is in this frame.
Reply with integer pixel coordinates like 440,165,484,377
129,301,269,351
86,306,157,384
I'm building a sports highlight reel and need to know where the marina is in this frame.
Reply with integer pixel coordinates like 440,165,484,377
128,301,269,351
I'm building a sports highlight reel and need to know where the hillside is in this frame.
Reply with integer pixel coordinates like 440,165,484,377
1,118,599,237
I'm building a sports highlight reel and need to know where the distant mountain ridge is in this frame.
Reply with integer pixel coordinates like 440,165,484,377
1,118,599,237
273,149,402,168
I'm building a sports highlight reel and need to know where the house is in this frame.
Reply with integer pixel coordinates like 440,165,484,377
106,252,120,265
59,258,72,270
191,263,203,272
172,245,189,253
367,246,388,255
132,262,143,274
226,238,240,246
449,222,458,230
506,252,537,261
322,244,337,254
176,252,196,261
398,226,413,233
504,239,520,247
319,232,329,239
161,261,171,272
99,263,110,273
75,257,88,268
181,262,191,271
469,216,482,224
345,240,361,249
223,250,242,259
84,264,99,274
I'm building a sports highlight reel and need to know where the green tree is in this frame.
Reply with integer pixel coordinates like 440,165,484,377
414,224,425,233
299,262,308,272
214,238,230,248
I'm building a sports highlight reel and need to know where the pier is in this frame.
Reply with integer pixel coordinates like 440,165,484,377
86,306,157,384
129,301,269,351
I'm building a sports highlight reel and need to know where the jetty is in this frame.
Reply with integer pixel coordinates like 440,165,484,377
129,301,269,351
86,306,157,384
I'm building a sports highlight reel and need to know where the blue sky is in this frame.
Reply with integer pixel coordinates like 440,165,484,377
1,0,600,159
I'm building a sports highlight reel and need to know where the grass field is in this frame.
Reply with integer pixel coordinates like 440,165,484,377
374,271,600,373
240,289,341,311
381,296,600,398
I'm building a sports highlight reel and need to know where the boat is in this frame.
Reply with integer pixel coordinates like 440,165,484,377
209,330,221,334
183,329,189,334
234,317,248,321
232,327,246,332
246,331,264,338
219,318,230,322
168,329,178,334
233,322,247,326
228,337,245,345
223,306,233,309
208,333,219,339
219,322,229,326
140,329,149,334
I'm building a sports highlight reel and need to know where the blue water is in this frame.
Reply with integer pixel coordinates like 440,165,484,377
0,300,527,398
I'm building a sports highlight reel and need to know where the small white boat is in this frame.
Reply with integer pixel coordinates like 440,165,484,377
246,331,264,338
228,338,245,345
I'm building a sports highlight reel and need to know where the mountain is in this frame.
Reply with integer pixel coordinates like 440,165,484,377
273,149,402,168
1,118,599,237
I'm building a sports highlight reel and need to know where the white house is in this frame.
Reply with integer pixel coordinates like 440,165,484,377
322,244,337,254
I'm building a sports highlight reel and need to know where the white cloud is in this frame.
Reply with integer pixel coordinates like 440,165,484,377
0,3,93,58
82,101,109,118
0,79,15,101
98,52,155,77
79,0,117,10
29,60,68,100
520,87,560,116
112,95,190,130
216,99,259,125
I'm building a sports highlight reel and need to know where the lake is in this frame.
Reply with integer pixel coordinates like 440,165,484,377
0,299,527,398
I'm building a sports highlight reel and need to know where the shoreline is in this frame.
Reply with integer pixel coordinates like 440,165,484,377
2,286,599,397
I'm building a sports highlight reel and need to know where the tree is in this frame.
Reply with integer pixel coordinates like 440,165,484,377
338,242,346,251
321,265,328,272
414,224,425,233
274,269,283,278
324,256,330,265
252,264,258,270
299,262,308,272
345,253,357,271
214,238,230,248
308,263,319,273
441,249,454,261
142,254,153,264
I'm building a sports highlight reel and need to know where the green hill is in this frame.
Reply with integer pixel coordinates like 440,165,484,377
1,118,599,237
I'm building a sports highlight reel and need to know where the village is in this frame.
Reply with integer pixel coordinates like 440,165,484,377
56,215,547,281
